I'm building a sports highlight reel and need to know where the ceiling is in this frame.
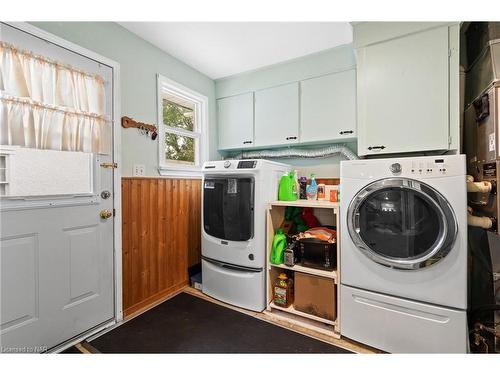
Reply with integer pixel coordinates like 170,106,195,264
119,22,353,79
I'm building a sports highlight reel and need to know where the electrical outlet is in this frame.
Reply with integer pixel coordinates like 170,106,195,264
133,164,145,176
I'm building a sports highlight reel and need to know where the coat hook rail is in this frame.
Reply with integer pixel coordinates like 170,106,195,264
121,116,158,140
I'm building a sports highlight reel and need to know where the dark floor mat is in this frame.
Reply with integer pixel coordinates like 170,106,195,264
61,346,81,354
90,292,350,353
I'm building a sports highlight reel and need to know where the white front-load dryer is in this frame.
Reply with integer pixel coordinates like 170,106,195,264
339,155,469,353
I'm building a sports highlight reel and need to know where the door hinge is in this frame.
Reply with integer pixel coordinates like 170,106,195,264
100,162,118,169
113,208,116,217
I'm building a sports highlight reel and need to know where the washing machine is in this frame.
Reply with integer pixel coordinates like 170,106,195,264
201,159,290,312
340,155,469,353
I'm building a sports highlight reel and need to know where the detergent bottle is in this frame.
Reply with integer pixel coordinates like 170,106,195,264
278,172,297,201
270,228,287,265
293,170,300,198
306,173,318,200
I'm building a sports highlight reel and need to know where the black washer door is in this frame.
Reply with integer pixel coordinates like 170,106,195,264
203,177,254,241
347,178,457,270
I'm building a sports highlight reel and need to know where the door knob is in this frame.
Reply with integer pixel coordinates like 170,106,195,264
101,190,111,199
100,209,113,219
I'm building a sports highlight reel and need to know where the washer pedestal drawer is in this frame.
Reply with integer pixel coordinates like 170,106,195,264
202,259,265,312
340,285,469,353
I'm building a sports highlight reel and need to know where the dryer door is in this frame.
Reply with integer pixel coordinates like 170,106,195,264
203,177,254,241
347,178,457,270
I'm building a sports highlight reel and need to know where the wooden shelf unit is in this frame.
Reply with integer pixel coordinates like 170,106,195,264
265,200,341,338
270,263,337,281
269,199,339,209
269,302,337,325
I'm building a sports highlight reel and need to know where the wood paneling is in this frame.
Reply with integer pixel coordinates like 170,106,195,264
121,177,202,317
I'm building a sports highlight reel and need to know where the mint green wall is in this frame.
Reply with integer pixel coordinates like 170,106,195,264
31,22,218,177
216,44,356,98
215,44,357,178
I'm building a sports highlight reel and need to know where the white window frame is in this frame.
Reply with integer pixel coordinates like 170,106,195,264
157,74,209,178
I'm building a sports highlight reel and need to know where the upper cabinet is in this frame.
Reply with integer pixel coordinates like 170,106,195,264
254,83,300,147
216,72,357,151
354,23,460,156
217,92,254,150
300,69,356,143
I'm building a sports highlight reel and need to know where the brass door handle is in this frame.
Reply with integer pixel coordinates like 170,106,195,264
100,162,118,169
100,209,113,219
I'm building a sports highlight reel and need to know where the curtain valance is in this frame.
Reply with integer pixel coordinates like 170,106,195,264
0,41,110,154
0,94,111,154
0,41,106,116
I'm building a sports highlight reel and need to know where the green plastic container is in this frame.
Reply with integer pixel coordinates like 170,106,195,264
278,172,297,201
270,229,287,265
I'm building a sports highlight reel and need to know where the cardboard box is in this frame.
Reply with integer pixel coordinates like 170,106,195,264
294,272,336,321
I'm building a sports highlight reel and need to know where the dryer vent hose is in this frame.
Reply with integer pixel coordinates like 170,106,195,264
231,144,359,160
467,211,494,229
467,180,493,193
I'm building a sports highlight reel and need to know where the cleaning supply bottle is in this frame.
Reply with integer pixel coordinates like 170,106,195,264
299,176,308,199
278,172,297,201
273,273,294,307
270,228,287,264
293,170,300,199
306,173,318,200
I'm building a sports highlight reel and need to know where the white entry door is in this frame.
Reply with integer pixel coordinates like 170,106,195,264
0,23,117,353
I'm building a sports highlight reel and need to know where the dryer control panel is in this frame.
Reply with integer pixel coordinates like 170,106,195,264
407,158,449,176
341,155,466,179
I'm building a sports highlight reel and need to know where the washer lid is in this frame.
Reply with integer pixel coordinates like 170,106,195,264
347,177,458,270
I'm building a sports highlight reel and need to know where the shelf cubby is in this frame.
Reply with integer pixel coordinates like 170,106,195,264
265,199,341,338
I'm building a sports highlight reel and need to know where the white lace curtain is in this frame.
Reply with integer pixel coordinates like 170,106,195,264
0,41,110,153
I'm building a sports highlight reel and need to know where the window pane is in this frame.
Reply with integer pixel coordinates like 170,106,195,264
165,133,195,165
0,147,93,197
163,97,194,132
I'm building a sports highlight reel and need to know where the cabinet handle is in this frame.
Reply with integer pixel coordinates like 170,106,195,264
339,130,354,135
368,146,386,151
243,140,253,144
286,136,297,140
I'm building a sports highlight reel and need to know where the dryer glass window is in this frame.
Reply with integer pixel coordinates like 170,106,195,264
203,177,254,241
357,187,441,259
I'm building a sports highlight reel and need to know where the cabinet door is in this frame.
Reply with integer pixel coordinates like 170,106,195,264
217,93,254,150
357,26,450,156
300,69,356,143
254,83,299,147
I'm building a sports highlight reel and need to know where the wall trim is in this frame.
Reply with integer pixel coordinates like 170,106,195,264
123,281,189,319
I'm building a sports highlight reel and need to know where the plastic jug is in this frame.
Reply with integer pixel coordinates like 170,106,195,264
278,172,297,201
273,273,294,307
270,228,287,265
306,173,318,200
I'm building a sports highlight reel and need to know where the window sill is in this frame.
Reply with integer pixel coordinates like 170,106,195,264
158,166,202,179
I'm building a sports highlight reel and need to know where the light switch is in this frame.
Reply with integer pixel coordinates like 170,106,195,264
133,164,145,176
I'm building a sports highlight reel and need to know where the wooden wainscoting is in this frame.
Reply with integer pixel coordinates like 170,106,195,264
121,177,201,318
